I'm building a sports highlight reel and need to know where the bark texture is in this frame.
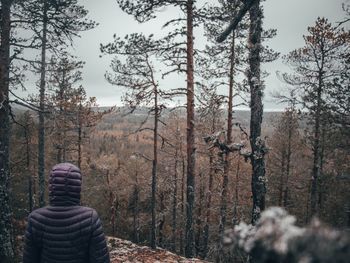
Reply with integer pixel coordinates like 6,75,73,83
217,33,235,263
151,88,158,249
0,0,15,261
185,0,196,258
248,0,266,225
38,0,48,207
310,75,323,217
171,151,178,252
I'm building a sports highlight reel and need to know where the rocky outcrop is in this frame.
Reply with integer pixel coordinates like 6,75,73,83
108,238,210,263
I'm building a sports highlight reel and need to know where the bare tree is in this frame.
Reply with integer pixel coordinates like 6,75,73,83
101,33,171,249
115,0,199,255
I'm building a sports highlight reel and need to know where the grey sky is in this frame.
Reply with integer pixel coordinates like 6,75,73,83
18,0,346,109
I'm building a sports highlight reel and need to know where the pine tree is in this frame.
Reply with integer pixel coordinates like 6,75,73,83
282,17,350,217
18,0,96,207
116,1,197,255
101,33,170,249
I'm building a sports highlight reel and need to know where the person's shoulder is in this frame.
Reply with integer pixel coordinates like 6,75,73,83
77,206,100,218
79,206,103,222
28,206,49,218
26,206,52,227
77,205,96,213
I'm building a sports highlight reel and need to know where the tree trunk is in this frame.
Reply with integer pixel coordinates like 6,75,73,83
56,81,64,163
180,154,186,255
77,103,83,169
185,0,196,258
248,0,266,225
279,151,286,207
217,32,235,263
232,156,240,225
38,0,48,207
195,173,204,256
171,150,178,252
283,111,293,208
310,71,323,217
133,171,140,243
25,115,33,212
158,192,165,248
150,87,158,249
202,153,214,259
202,112,218,259
318,125,326,213
0,0,15,261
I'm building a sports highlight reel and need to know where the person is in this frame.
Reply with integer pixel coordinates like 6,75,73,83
22,163,110,263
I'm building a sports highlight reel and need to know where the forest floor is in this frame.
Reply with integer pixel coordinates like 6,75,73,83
108,237,211,263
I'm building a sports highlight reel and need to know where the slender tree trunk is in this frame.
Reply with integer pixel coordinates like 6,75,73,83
279,152,286,207
217,32,235,263
25,117,33,212
283,112,293,207
158,192,165,248
195,173,204,256
202,114,218,259
318,125,326,213
133,170,139,243
310,72,323,217
248,0,266,225
38,0,48,207
180,154,186,255
0,1,15,260
232,156,240,225
185,0,196,258
56,83,64,163
77,103,83,169
202,153,214,259
171,150,178,252
151,88,158,249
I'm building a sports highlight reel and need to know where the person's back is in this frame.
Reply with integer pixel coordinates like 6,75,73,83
23,163,110,263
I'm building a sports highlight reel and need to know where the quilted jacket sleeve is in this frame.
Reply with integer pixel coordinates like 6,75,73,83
23,215,40,263
89,210,110,263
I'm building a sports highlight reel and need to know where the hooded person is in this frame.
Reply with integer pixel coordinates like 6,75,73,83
22,163,110,263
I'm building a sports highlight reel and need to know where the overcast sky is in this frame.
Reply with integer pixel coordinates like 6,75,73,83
18,0,347,110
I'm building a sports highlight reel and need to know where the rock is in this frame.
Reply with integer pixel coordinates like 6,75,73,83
108,237,211,263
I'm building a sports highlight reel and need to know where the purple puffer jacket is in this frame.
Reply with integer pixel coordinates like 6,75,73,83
23,163,110,263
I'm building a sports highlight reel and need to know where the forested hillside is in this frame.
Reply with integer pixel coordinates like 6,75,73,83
9,107,350,262
0,0,349,262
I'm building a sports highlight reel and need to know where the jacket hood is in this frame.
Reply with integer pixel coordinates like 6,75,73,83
49,163,82,206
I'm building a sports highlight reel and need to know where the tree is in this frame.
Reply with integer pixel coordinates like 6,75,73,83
267,99,302,209
282,17,350,217
197,83,225,259
158,110,187,252
17,0,96,207
199,1,244,260
48,55,103,168
247,0,268,225
0,0,16,260
206,0,277,228
10,111,37,214
116,0,197,255
48,56,85,163
101,33,170,249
